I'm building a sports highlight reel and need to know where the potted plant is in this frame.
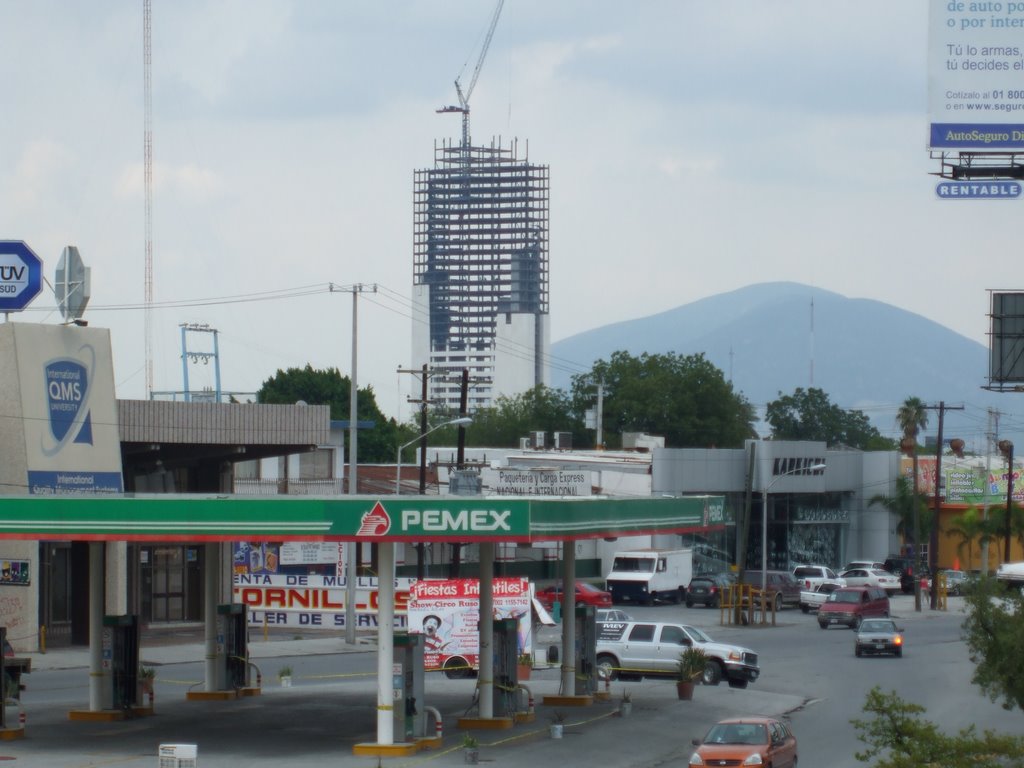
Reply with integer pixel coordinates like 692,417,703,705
461,732,480,764
676,647,706,700
619,689,633,717
517,651,533,680
277,665,293,688
138,665,156,701
549,710,566,739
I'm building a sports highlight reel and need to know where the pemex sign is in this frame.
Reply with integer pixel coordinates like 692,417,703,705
0,241,43,312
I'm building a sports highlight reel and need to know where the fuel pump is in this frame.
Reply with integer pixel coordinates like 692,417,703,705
492,617,519,715
574,604,597,696
392,632,425,741
217,604,248,689
102,614,140,710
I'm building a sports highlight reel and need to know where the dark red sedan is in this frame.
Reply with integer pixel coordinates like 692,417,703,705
535,581,612,610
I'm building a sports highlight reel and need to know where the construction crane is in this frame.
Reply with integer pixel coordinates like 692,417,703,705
436,0,504,148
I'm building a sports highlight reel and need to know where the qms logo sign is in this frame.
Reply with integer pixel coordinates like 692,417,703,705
42,352,95,456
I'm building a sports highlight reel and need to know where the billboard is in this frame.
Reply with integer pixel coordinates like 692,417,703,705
989,292,1024,385
928,0,1024,150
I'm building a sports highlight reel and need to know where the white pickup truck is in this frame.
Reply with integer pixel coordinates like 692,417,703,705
799,581,844,613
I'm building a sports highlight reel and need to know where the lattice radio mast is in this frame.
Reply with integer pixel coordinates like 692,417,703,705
143,0,154,397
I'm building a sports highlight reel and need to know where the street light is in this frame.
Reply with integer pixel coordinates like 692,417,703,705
395,417,473,495
761,461,826,593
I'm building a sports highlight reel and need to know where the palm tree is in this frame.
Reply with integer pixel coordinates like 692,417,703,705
896,398,929,555
946,507,985,572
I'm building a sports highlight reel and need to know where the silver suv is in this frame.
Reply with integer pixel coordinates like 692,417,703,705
595,620,760,688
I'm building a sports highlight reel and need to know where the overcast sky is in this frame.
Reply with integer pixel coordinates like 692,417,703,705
0,1,1011,424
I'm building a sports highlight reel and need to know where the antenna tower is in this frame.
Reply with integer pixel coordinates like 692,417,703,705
143,0,154,397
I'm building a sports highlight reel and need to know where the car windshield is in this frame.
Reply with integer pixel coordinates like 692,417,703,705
829,591,861,603
705,723,767,745
860,620,896,633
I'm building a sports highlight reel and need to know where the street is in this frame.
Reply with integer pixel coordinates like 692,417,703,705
1,594,1018,767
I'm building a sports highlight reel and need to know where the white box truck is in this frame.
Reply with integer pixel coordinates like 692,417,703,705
605,548,693,605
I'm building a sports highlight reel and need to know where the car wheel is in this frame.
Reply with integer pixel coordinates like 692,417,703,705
855,646,862,657
853,616,862,630
727,678,748,689
774,593,783,612
674,588,684,604
818,621,827,629
702,660,723,686
800,604,809,614
710,596,720,609
685,599,694,608
895,647,903,658
596,654,619,682
883,610,889,618
443,657,472,680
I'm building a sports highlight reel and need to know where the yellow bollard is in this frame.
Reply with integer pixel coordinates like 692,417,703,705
39,625,46,654
263,614,268,642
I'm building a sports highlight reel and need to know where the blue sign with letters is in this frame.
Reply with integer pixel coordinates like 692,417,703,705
0,240,43,311
935,181,1022,200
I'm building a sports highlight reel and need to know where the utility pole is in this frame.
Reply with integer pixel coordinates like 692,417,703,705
982,408,1000,575
925,401,964,610
331,282,377,646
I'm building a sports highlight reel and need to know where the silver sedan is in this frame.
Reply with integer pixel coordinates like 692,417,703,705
854,618,905,657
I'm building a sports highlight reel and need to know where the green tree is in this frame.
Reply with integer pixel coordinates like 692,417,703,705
765,388,893,449
852,687,1024,768
946,507,988,572
257,365,400,463
870,477,931,544
962,577,1024,713
464,385,583,449
569,351,755,449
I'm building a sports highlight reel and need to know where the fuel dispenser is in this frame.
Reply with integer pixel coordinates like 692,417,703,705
574,604,597,696
102,614,140,710
392,632,425,741
217,603,249,689
492,617,520,715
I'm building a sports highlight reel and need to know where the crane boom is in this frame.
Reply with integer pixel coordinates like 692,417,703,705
436,0,504,148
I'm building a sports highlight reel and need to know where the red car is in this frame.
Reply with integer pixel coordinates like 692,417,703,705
535,581,612,610
689,716,798,768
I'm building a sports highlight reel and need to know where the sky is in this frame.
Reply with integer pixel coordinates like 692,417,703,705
0,1,1016,425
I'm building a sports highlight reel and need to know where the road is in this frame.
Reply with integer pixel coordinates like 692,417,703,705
1,594,1019,767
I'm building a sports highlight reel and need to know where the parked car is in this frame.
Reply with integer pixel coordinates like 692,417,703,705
596,608,632,624
534,581,612,610
685,574,732,608
792,564,845,590
741,569,802,611
799,581,843,612
818,586,891,629
883,555,928,594
843,560,886,572
839,567,900,595
854,618,905,657
688,717,798,768
595,620,760,688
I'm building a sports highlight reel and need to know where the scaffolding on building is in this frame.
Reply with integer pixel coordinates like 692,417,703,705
413,137,550,410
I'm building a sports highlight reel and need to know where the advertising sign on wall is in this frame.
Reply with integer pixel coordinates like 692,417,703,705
232,572,414,630
928,0,1024,149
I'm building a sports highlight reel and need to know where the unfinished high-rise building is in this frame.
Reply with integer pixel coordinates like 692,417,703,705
412,138,550,413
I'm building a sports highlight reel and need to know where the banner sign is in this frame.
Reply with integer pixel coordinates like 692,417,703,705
900,457,1024,504
407,578,531,672
232,573,415,630
482,468,592,496
928,0,1024,149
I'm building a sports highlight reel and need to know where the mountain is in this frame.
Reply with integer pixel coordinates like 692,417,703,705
550,282,1013,449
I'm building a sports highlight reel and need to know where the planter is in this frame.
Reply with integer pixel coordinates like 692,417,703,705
619,701,633,717
549,723,564,739
463,747,480,764
279,676,293,688
517,664,532,681
676,680,695,701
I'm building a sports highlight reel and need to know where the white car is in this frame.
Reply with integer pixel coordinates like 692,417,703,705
840,568,900,595
792,565,846,591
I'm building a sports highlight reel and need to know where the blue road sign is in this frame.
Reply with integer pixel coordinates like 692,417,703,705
935,181,1022,200
0,240,43,311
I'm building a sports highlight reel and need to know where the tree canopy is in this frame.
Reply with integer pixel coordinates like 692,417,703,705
569,351,755,449
257,365,400,463
766,387,893,450
962,577,1024,713
463,385,584,449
